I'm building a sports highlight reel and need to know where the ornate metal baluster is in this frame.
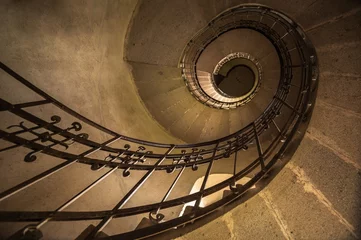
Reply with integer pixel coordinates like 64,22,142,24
275,96,301,115
22,164,120,237
1,118,83,163
301,86,309,95
271,116,287,143
282,83,291,94
233,140,238,177
257,9,267,28
149,150,187,223
288,47,297,52
280,29,291,40
272,105,281,118
230,137,240,193
253,123,265,171
123,147,152,177
270,18,278,30
239,134,248,151
208,21,219,38
166,150,186,174
4,115,60,137
24,122,89,162
32,121,82,148
84,145,176,240
261,115,270,131
91,144,130,171
187,148,203,171
223,141,232,158
272,119,281,133
194,142,219,209
0,116,61,152
0,136,121,202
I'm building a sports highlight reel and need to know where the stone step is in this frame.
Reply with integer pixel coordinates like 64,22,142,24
198,109,230,142
177,194,286,240
308,100,361,168
293,0,360,31
168,101,208,142
129,62,184,100
264,162,357,239
183,108,214,143
228,103,260,134
290,134,361,236
307,11,361,113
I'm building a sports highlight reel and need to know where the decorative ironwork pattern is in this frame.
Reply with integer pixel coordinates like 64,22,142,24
0,4,318,239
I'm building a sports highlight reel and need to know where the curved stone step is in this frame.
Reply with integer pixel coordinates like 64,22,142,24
132,66,234,142
308,100,361,169
183,108,215,143
197,109,230,142
168,101,208,142
264,165,357,239
129,62,184,100
307,11,361,113
228,102,261,134
293,0,361,31
180,154,358,239
289,136,361,236
177,193,287,240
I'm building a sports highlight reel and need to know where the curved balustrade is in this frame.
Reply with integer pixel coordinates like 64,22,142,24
0,4,318,239
181,5,314,109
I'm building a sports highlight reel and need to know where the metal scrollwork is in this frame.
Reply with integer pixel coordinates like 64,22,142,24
272,105,281,117
38,132,69,149
149,210,165,224
123,148,152,177
223,141,232,158
167,150,187,173
237,135,248,151
24,132,89,163
6,115,60,135
91,144,131,171
5,117,88,162
191,149,203,171
186,148,202,171
63,133,89,146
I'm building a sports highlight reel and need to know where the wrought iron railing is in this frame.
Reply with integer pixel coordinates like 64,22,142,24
0,4,317,240
180,5,316,110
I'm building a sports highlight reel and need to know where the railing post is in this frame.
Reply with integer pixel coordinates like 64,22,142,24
84,145,176,239
253,123,265,171
194,142,219,209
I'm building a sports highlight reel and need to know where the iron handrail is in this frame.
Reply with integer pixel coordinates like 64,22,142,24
0,4,318,239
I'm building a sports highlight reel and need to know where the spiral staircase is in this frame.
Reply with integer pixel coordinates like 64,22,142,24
0,0,360,239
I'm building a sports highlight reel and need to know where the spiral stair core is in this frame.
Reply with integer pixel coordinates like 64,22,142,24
0,0,360,239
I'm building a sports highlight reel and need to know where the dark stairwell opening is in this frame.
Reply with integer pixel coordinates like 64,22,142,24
216,64,256,97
